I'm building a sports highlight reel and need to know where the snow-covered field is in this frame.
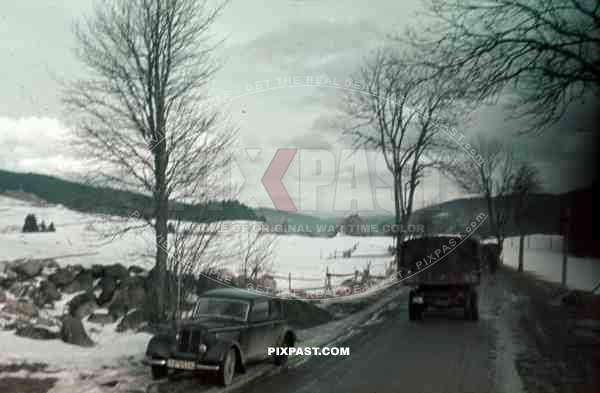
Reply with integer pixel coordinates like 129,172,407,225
503,234,600,292
0,196,394,291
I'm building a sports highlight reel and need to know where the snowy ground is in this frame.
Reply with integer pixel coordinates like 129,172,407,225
503,234,600,292
0,195,394,291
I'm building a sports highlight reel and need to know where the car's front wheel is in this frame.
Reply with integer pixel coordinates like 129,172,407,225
218,348,237,387
274,333,294,366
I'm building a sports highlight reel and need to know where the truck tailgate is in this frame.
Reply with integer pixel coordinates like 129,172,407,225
398,236,481,286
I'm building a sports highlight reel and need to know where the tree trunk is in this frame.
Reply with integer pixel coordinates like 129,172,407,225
394,180,402,272
518,234,525,272
153,140,169,322
154,201,168,320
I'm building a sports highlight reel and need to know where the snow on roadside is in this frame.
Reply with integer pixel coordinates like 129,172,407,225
503,235,600,292
0,327,151,371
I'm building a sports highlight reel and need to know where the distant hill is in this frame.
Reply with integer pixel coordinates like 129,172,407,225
407,193,563,238
356,187,598,258
0,169,260,223
2,169,595,256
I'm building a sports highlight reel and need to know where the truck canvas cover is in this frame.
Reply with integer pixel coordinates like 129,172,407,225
399,236,481,285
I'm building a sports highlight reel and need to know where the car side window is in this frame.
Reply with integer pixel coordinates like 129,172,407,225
249,300,269,322
269,299,282,320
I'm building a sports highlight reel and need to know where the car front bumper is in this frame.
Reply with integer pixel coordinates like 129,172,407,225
143,357,219,371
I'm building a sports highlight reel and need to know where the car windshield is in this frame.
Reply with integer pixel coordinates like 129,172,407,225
192,297,249,321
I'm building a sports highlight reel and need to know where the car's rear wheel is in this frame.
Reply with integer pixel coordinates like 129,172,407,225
151,364,168,380
218,348,236,387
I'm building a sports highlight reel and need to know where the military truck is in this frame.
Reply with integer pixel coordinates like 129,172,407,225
399,235,481,321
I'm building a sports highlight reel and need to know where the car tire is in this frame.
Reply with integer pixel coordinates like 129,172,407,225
274,334,293,366
218,348,236,387
151,364,168,380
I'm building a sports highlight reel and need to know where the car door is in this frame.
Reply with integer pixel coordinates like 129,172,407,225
245,299,272,361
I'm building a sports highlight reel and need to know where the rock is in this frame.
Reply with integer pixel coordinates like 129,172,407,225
104,264,129,281
108,292,128,319
63,270,94,294
0,290,6,303
124,277,146,306
68,292,98,319
40,259,60,276
128,265,146,276
60,316,94,347
0,266,18,289
8,281,36,298
13,259,45,279
88,312,115,325
90,265,105,279
33,280,61,307
15,324,59,340
3,300,38,318
5,268,18,280
116,309,146,332
2,319,25,332
40,259,60,270
108,277,146,319
96,276,117,306
41,280,61,301
49,266,81,287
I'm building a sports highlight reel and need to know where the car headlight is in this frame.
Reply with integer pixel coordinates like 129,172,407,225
198,344,207,353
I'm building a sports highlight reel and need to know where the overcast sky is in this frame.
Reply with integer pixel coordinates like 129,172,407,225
0,0,596,217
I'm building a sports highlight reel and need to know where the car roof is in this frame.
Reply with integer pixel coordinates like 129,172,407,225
201,288,267,301
402,234,481,244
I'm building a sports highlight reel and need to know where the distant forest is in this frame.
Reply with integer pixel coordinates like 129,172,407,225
1,169,596,257
0,169,261,223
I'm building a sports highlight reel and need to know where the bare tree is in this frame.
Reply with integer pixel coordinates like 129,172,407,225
239,228,276,283
411,0,600,133
167,220,223,320
64,0,232,320
448,135,517,260
512,161,543,272
342,49,464,269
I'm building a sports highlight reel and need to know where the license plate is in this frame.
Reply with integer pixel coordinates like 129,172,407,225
167,359,195,370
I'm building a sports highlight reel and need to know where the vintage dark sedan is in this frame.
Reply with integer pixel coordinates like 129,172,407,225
144,288,296,386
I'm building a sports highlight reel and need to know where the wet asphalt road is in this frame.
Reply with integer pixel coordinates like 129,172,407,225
231,292,499,393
